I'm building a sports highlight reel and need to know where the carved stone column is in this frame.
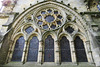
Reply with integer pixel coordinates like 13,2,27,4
38,40,43,64
54,40,60,64
70,41,77,64
85,41,94,63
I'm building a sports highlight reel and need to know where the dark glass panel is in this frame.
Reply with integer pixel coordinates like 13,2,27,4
27,36,39,61
75,49,88,62
97,4,100,11
27,49,38,61
44,35,54,62
51,25,56,29
57,21,61,25
65,26,74,33
54,11,58,14
60,36,72,62
61,50,71,62
41,11,46,14
25,26,34,34
37,15,42,19
44,49,54,62
57,15,62,19
47,9,52,13
43,25,48,29
11,36,25,61
45,15,54,23
38,21,43,25
45,35,54,49
74,36,84,49
74,36,88,62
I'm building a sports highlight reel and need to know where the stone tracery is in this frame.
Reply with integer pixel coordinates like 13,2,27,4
4,1,94,66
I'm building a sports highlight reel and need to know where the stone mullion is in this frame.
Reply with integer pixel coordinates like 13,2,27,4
38,40,43,64
22,40,28,64
70,41,77,64
55,40,60,64
85,41,94,63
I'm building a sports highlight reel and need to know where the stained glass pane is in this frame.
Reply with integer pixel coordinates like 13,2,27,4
25,26,34,34
54,11,58,14
45,15,55,23
74,36,84,49
57,15,62,19
43,25,48,29
97,3,100,11
41,11,46,14
51,25,56,29
57,21,61,25
38,21,43,25
44,35,54,62
74,36,88,62
65,26,74,33
60,36,72,62
47,9,52,13
44,49,54,62
11,36,25,61
27,36,39,61
37,15,42,19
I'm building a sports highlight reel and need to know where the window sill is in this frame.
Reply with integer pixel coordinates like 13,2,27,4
0,62,95,67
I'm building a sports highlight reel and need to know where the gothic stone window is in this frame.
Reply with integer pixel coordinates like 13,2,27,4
11,36,25,61
36,8,64,30
9,2,91,65
44,35,54,62
27,36,39,61
74,36,88,62
25,26,34,34
60,36,72,62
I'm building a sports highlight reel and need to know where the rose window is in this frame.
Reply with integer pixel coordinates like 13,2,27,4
36,8,65,30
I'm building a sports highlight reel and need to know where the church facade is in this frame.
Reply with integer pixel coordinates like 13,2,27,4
0,0,100,67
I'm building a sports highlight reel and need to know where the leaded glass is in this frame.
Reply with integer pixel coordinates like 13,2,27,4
57,15,62,19
37,15,42,19
43,25,48,29
54,11,58,14
36,8,64,30
38,21,43,25
44,35,54,62
97,3,100,11
65,26,74,33
41,11,46,14
27,36,39,61
47,9,52,13
57,21,61,25
25,26,34,34
45,15,55,23
51,25,56,29
60,36,72,62
11,36,25,61
74,36,88,62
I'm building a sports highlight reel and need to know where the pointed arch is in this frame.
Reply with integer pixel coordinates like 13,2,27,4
74,36,88,62
60,36,72,62
27,36,39,61
44,35,54,62
11,36,25,61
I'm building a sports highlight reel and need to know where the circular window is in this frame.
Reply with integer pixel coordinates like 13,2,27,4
35,8,65,30
65,26,74,33
45,15,55,23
